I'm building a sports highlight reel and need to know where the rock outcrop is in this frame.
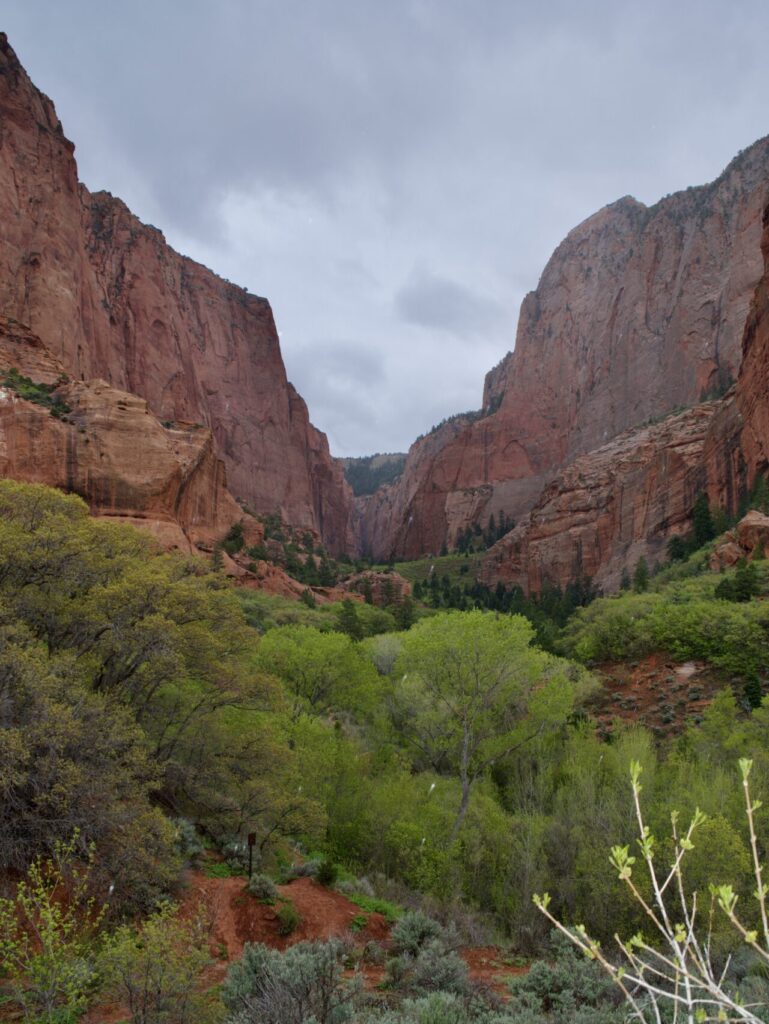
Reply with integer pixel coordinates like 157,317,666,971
0,34,353,554
359,139,769,561
480,402,726,593
0,316,242,551
710,510,769,569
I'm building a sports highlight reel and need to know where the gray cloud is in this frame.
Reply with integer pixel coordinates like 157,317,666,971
4,0,769,454
395,271,507,337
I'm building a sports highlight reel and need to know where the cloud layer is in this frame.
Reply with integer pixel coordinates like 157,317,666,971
5,1,769,454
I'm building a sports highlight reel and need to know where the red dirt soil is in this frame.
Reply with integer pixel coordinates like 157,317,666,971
80,871,528,1021
182,870,525,991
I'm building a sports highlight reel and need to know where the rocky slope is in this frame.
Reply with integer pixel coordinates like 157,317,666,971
0,34,353,554
359,139,769,561
0,316,241,551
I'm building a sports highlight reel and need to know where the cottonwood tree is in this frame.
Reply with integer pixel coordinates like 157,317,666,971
391,610,592,839
255,624,377,719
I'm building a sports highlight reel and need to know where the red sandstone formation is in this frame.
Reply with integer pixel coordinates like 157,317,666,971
709,511,769,569
360,140,769,561
0,316,242,551
480,403,724,593
481,197,769,595
0,34,353,554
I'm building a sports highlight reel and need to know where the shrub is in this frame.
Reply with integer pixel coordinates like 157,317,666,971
407,940,468,996
0,836,105,1023
221,522,245,555
247,874,279,903
391,912,445,957
99,903,214,1024
276,899,301,936
173,818,205,865
317,859,339,887
221,939,360,1024
283,858,320,882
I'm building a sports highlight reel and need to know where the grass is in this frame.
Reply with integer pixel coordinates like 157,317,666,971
203,861,243,879
348,894,403,922
377,553,484,587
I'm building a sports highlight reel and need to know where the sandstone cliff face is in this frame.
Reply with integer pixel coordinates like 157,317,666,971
737,205,769,483
480,402,726,593
0,317,241,551
360,139,769,561
479,197,769,595
0,35,353,554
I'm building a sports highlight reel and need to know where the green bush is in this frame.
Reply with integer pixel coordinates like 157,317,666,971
391,912,445,957
317,859,339,887
276,899,301,936
221,939,359,1023
173,818,205,866
1,367,71,418
99,903,216,1024
247,874,279,903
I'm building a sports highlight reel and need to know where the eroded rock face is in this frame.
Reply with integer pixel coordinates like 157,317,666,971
0,34,353,554
737,206,769,484
359,139,769,561
480,402,725,593
0,317,242,551
710,511,769,569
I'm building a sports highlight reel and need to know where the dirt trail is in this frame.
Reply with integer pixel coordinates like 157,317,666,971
183,870,526,992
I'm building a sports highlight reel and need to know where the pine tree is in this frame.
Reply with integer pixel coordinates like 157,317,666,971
633,556,649,593
337,599,364,640
692,493,715,548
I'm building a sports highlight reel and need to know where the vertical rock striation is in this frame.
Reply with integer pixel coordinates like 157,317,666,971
0,34,353,553
360,139,769,561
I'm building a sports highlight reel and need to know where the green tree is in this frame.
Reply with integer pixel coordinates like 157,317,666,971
692,491,715,547
632,556,649,593
392,610,590,839
255,624,373,718
336,598,364,640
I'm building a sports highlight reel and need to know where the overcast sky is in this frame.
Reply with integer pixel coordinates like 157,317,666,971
4,2,769,456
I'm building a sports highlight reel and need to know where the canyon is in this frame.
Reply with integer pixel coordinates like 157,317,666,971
2,30,769,593
358,138,769,574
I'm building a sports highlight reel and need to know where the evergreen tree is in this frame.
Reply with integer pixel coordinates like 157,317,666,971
337,599,364,641
667,535,688,562
633,556,649,593
734,558,760,602
362,579,374,605
393,595,416,630
619,568,631,591
692,492,715,547
318,554,336,587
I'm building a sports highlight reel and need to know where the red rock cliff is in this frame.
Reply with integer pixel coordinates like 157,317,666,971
0,34,353,554
0,316,242,551
360,140,769,561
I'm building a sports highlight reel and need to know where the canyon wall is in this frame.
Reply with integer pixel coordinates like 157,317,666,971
360,138,769,561
481,199,769,595
0,316,241,551
0,35,353,554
